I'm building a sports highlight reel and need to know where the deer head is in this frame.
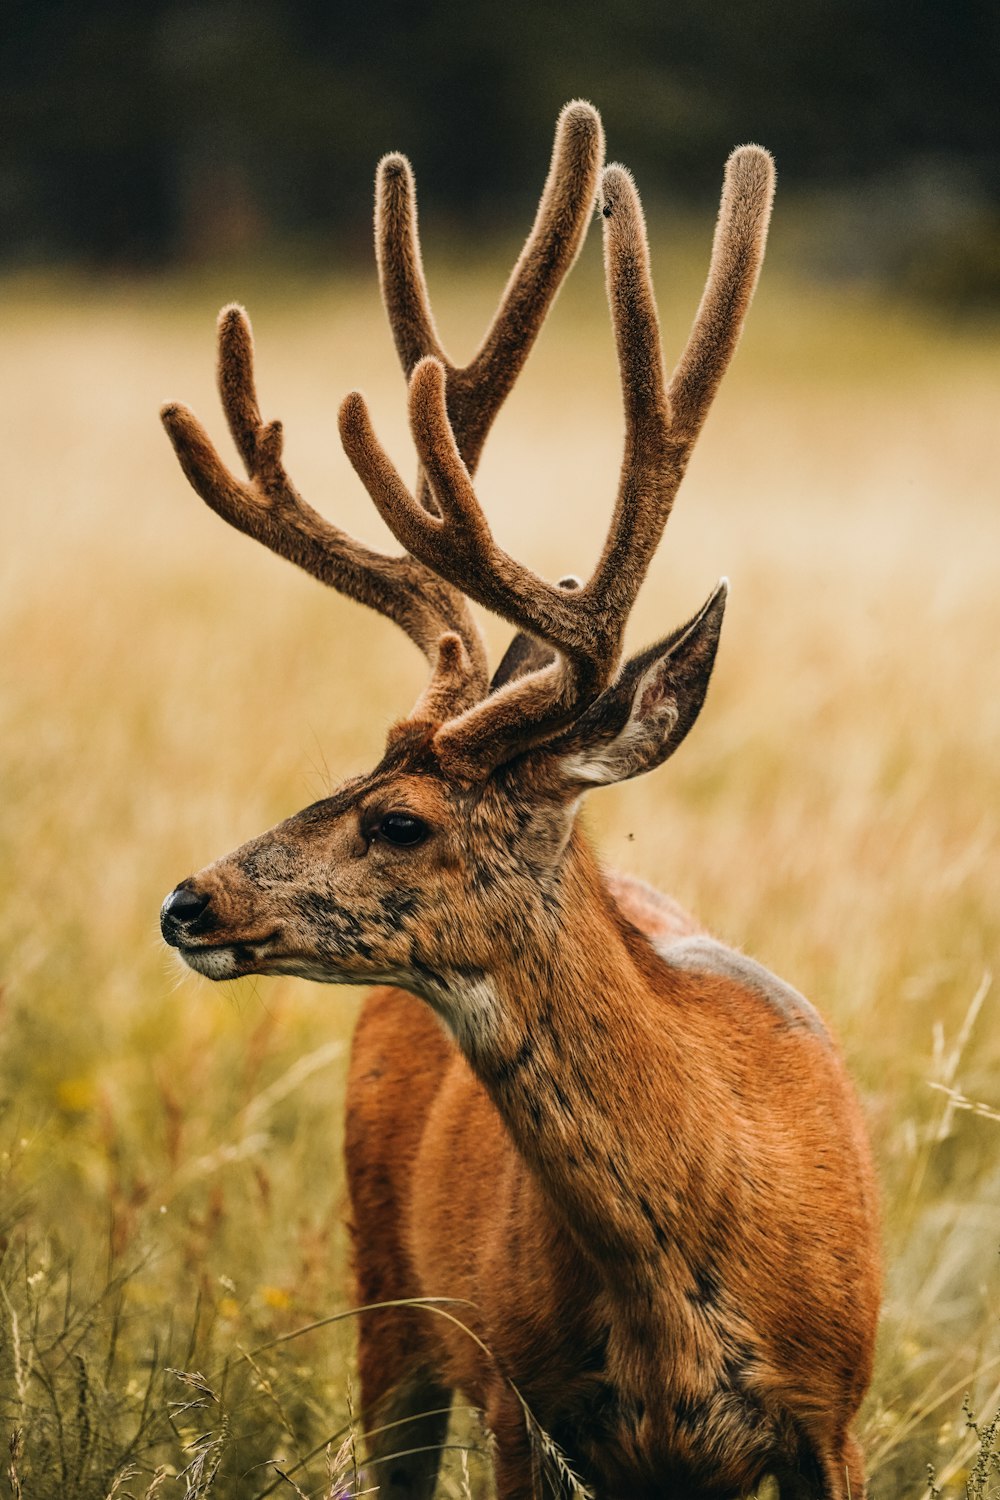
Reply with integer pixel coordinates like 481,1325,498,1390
159,106,774,1052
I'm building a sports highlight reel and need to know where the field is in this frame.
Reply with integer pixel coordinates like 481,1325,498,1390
2,223,999,1498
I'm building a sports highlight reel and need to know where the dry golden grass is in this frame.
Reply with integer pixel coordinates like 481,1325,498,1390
1,232,999,1496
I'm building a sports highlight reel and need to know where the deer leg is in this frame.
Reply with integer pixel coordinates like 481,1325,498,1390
352,1268,452,1497
775,1431,867,1500
827,1432,867,1500
359,1358,452,1500
775,1457,820,1500
346,985,458,1493
484,1384,549,1500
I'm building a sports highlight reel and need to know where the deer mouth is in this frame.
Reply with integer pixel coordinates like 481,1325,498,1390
173,931,383,985
172,930,282,981
160,883,286,978
174,931,419,990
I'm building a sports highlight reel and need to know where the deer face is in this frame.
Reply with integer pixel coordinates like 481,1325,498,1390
160,728,577,995
161,584,726,1012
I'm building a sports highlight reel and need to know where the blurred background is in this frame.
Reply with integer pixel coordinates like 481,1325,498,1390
2,5,999,1498
4,0,1000,302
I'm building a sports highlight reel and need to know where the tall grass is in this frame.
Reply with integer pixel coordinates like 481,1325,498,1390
1,230,998,1495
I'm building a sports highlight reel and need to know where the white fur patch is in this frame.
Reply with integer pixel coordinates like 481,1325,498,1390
656,935,828,1041
564,679,680,787
561,749,618,787
180,946,241,981
411,971,503,1060
445,976,503,1058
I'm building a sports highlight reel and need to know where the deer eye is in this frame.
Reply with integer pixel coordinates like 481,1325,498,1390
377,813,428,848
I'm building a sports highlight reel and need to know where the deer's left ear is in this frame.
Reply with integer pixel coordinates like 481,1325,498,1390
549,581,728,788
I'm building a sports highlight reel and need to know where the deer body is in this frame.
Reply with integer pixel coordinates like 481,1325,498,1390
346,850,877,1500
159,102,881,1497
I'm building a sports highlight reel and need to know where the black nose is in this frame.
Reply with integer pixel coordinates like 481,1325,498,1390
160,884,212,943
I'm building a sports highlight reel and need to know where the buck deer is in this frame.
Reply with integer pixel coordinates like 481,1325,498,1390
160,102,881,1499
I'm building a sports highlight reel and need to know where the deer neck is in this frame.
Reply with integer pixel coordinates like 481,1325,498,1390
427,829,692,1272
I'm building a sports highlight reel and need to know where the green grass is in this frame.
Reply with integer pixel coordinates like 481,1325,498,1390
1,236,999,1496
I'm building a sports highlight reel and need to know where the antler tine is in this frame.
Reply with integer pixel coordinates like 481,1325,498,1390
376,100,605,475
340,363,597,662
339,358,616,778
375,152,447,379
161,304,489,691
588,151,772,616
585,162,672,621
668,145,775,440
456,100,606,449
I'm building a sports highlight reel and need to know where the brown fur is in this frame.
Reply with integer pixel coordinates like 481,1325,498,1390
161,735,880,1499
347,863,878,1499
159,107,880,1499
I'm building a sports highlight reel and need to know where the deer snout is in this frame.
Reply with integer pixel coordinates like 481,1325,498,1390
160,883,213,944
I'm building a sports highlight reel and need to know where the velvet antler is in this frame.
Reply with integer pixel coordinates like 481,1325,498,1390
161,102,605,714
339,146,775,774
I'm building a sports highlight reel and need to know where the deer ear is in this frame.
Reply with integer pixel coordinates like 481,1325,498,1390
551,581,728,788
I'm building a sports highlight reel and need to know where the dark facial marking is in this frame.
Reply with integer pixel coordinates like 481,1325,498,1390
292,892,375,961
376,888,423,924
240,842,303,884
551,1075,575,1120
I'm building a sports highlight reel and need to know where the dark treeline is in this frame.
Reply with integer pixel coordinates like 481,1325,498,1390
3,0,998,282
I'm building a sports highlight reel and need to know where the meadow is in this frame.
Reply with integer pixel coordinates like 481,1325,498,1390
1,216,998,1496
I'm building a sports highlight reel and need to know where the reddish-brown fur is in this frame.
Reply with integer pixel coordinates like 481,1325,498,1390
159,104,881,1498
345,848,877,1500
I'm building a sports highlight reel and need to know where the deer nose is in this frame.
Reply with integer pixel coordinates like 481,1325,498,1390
160,884,212,943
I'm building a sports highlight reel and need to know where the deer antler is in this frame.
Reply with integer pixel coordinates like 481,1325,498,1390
160,101,604,710
377,100,606,487
339,145,775,775
161,307,479,679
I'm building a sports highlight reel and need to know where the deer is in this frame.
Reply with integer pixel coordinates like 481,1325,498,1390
159,101,881,1500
